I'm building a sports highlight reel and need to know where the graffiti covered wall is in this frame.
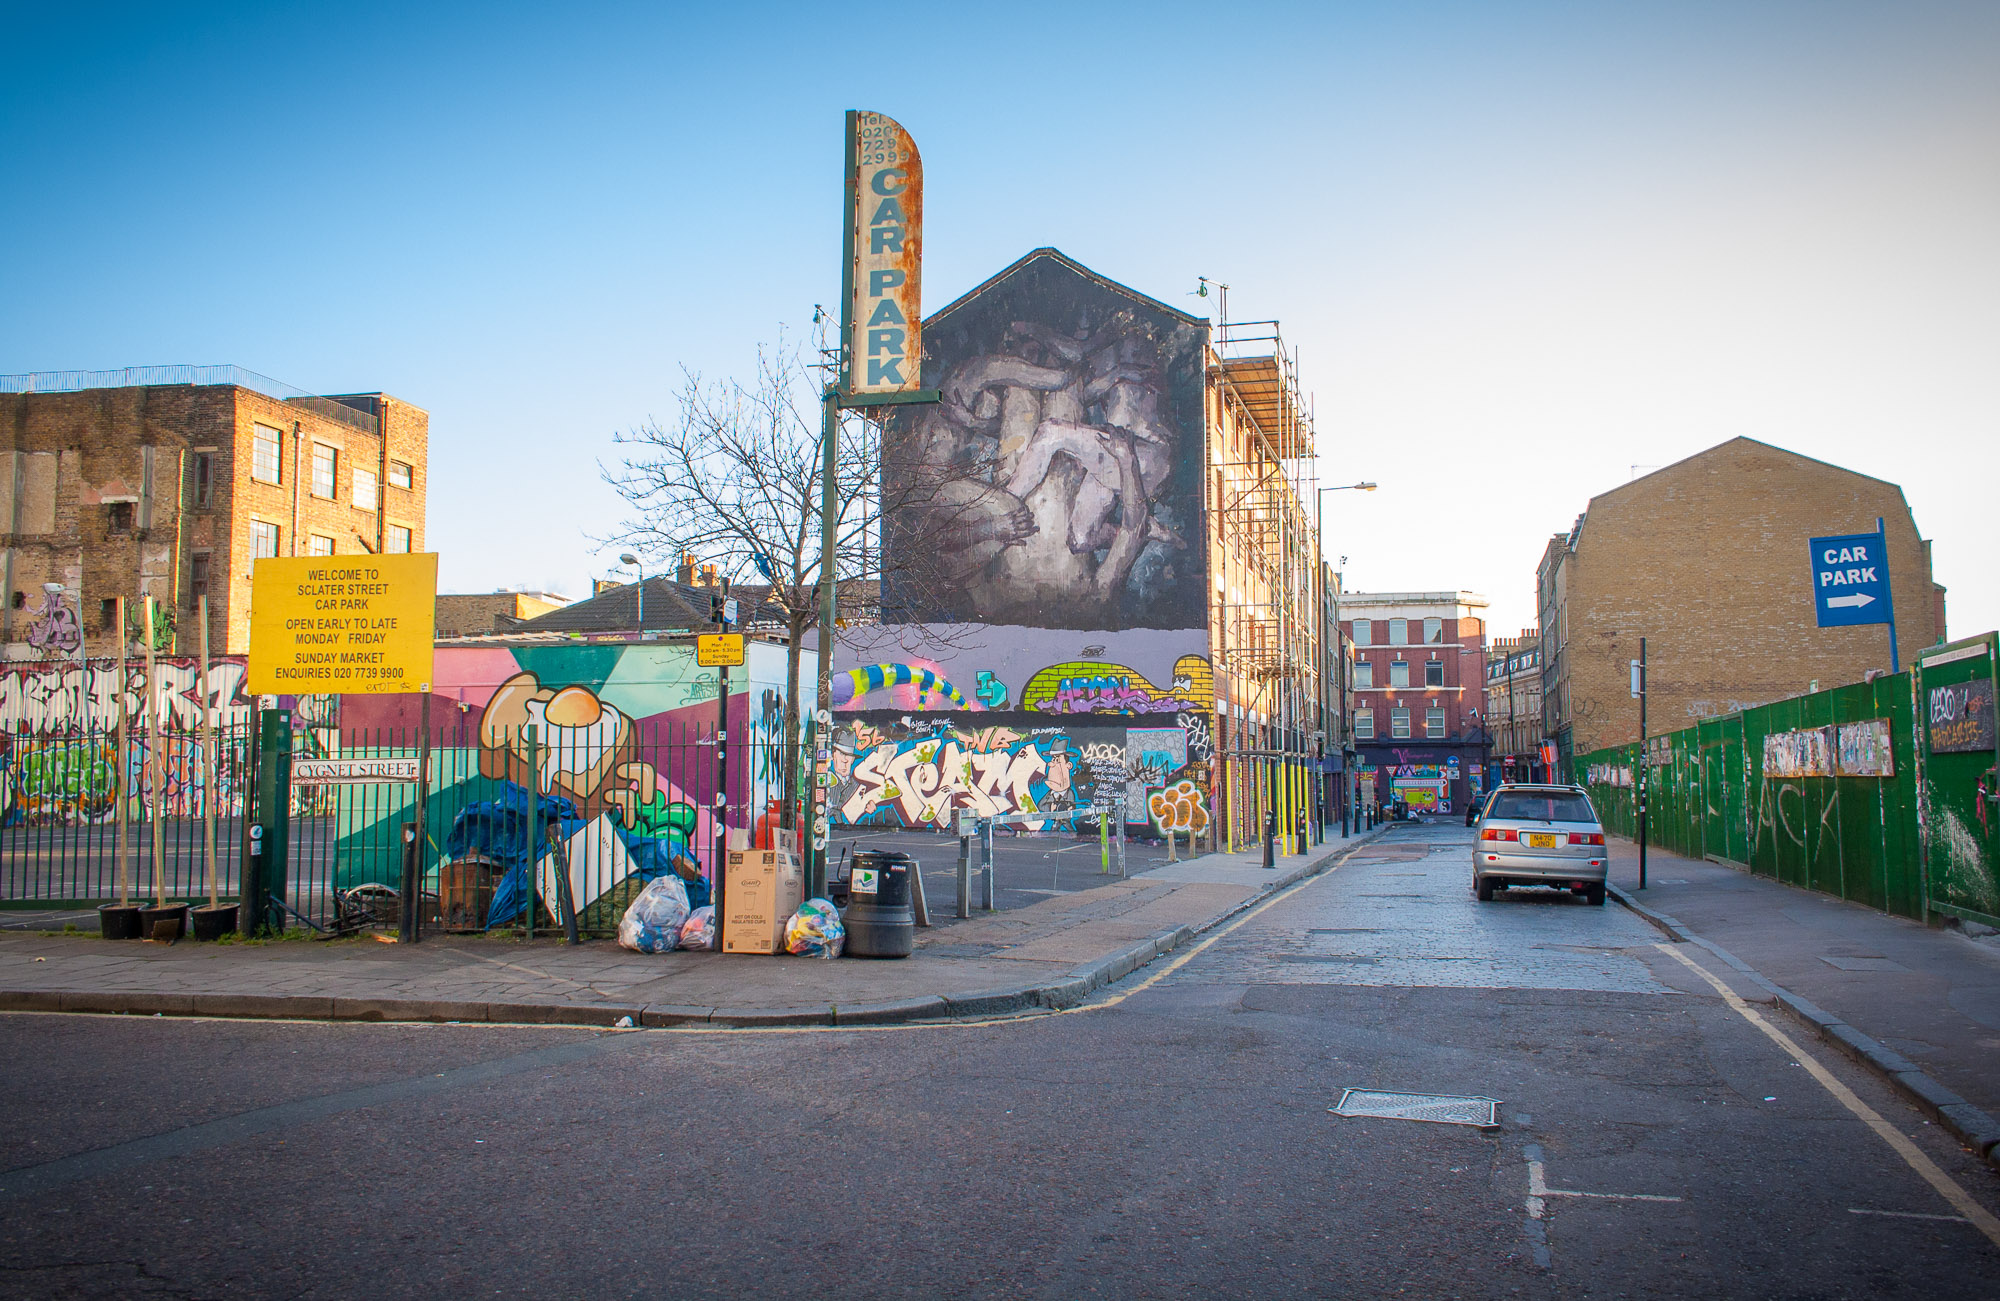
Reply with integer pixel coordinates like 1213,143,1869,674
0,657,274,824
827,711,1211,838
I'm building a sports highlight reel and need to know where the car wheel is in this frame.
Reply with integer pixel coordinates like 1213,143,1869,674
1585,883,1606,907
1476,877,1495,902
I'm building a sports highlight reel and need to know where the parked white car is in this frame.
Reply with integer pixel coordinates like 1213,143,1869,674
1472,784,1609,905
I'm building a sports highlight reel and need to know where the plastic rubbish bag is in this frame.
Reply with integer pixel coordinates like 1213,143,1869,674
784,898,845,959
678,905,716,951
617,874,692,954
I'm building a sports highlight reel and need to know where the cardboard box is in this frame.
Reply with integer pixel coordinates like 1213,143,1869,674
722,848,804,954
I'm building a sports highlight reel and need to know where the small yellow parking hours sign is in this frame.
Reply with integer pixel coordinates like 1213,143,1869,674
248,553,437,695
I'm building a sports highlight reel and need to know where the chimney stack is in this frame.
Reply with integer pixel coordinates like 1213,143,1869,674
699,563,718,587
677,552,697,586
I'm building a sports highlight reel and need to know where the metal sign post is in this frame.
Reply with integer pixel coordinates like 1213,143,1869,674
811,108,943,898
699,622,742,947
1631,637,1648,890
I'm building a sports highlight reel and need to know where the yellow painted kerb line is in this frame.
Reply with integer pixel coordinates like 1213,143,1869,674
1656,941,2000,1248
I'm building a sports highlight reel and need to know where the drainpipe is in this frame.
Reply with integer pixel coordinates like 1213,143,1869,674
290,421,302,557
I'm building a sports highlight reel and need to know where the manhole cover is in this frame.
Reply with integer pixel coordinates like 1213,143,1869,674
1330,1089,1500,1129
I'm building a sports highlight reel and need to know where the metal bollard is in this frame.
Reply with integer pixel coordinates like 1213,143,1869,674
980,821,995,910
956,833,971,920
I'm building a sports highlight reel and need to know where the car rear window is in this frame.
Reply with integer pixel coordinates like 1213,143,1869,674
1489,791,1596,822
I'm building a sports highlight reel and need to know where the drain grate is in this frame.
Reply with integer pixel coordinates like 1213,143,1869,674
1330,1089,1501,1129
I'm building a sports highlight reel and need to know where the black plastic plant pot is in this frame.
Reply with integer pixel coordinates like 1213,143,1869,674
138,903,188,942
98,903,143,941
190,903,239,942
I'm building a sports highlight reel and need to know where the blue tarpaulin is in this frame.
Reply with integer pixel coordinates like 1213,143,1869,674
448,783,707,928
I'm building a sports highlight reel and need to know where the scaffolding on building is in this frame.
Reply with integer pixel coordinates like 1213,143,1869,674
1207,316,1324,856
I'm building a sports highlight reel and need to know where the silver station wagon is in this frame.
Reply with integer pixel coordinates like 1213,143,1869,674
1472,784,1609,906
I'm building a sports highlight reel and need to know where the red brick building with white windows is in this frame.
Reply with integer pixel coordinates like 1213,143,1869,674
1340,590,1489,815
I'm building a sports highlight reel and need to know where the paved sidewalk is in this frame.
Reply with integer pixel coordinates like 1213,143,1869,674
1602,837,2000,1162
0,825,1382,1028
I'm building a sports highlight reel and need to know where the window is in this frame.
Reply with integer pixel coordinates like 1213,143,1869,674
385,524,412,554
99,598,115,627
1388,618,1407,645
1424,617,1443,644
1426,707,1446,738
1490,791,1595,822
250,519,280,558
106,501,133,533
388,459,413,490
1425,660,1445,687
309,534,335,556
253,424,282,484
353,467,378,511
1353,708,1374,740
191,550,211,599
312,444,337,499
1390,660,1410,688
193,452,214,509
1390,707,1411,739
1352,660,1373,689
1351,619,1370,647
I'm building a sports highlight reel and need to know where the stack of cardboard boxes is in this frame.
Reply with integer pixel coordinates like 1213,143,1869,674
720,843,804,954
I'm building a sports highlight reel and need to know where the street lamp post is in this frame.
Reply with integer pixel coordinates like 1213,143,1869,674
619,553,644,638
1314,483,1376,841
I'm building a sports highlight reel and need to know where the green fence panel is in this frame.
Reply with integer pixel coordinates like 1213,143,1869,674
1916,634,2000,927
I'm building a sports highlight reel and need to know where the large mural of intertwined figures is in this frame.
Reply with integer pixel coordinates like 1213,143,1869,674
882,250,1206,631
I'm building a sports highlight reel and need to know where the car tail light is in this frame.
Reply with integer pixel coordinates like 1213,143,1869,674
1481,828,1517,842
1568,832,1605,846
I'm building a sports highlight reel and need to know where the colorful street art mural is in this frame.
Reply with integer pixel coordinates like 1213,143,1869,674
336,642,790,924
835,662,968,711
827,712,1208,837
883,250,1206,631
1018,654,1213,716
0,657,271,825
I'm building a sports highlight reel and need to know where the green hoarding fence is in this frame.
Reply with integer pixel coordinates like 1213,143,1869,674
1573,636,2000,926
1914,634,2000,928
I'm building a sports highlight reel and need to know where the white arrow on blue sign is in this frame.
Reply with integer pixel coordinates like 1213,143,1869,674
1809,530,1892,628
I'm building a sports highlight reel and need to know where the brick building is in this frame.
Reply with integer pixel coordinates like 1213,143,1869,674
1341,590,1489,814
1483,628,1544,783
1537,437,1946,762
436,591,571,638
0,367,427,655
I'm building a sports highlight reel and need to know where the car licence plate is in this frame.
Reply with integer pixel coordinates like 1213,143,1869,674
1525,833,1558,848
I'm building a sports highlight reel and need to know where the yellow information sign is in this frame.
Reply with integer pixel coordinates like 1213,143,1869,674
696,633,745,667
247,553,438,695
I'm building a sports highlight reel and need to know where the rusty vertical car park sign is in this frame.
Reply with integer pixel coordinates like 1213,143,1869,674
842,110,924,397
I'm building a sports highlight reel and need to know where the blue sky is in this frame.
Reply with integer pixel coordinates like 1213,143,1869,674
4,1,1995,639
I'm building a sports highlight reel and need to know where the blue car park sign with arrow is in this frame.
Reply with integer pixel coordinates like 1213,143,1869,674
1810,530,1892,627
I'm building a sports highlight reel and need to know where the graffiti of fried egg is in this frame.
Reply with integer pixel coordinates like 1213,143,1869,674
523,687,628,797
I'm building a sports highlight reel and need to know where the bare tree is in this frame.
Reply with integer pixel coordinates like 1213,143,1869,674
601,336,981,814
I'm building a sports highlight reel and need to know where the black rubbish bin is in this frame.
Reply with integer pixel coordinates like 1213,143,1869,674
842,849,914,958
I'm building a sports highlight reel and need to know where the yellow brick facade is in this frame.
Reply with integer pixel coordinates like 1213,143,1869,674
1,381,427,656
1550,437,1941,755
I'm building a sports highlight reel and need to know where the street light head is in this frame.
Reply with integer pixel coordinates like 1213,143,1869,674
41,582,63,595
1356,482,1378,491
618,553,640,567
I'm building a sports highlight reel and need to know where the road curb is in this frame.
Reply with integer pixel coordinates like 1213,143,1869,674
0,829,1389,1034
1609,882,2000,1171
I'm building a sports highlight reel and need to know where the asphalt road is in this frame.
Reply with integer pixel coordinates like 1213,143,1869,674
3,820,1997,1298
